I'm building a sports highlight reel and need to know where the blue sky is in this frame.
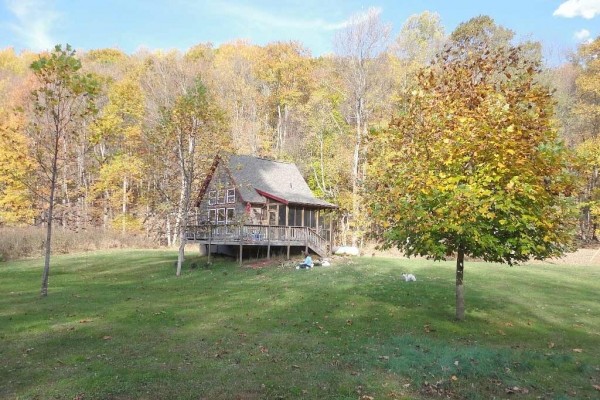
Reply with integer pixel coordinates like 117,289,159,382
0,0,598,64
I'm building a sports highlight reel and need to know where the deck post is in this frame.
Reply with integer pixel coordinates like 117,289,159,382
305,227,308,254
208,225,212,264
267,225,271,259
239,243,243,266
286,226,291,260
329,216,333,256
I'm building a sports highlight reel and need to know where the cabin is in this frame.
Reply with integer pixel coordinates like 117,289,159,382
186,154,337,262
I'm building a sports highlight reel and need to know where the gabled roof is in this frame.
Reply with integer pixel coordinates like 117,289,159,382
197,154,337,209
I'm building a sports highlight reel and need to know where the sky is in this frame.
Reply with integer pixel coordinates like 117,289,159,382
0,0,598,64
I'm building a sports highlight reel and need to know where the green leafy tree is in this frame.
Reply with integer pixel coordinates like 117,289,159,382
91,74,145,232
29,44,99,297
368,41,577,320
571,37,600,242
155,76,228,276
0,106,34,225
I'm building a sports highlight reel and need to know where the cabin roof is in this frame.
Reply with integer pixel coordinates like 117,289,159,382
198,154,337,209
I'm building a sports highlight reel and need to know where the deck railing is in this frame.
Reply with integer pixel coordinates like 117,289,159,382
186,224,329,255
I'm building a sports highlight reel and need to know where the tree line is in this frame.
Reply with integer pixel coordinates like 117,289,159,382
1,12,599,252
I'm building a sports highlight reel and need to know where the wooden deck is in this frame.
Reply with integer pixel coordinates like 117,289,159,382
185,224,330,257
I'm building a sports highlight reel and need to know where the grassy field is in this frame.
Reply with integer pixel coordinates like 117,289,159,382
1,250,599,399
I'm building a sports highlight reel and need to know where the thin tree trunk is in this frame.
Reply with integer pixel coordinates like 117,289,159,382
41,133,60,297
276,104,283,155
455,248,465,321
103,189,110,230
351,103,362,247
122,175,128,235
176,134,195,276
166,215,172,247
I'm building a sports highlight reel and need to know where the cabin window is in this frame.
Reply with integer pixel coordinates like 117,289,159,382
226,208,235,224
208,190,217,205
208,209,217,223
217,190,226,205
304,209,315,228
268,210,277,225
217,208,226,224
227,188,236,203
278,206,286,226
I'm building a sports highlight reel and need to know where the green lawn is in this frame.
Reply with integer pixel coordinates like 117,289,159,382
1,250,599,399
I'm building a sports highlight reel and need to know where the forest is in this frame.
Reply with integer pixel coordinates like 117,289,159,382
0,11,599,254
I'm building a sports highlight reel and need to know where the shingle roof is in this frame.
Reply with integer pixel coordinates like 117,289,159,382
222,154,337,208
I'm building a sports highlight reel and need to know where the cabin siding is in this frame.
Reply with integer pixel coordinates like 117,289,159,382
197,165,245,225
189,154,337,259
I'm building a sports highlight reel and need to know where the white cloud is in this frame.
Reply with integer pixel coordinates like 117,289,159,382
553,0,600,19
574,28,591,40
5,0,61,51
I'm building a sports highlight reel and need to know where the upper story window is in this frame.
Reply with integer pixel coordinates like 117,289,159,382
208,190,217,205
208,185,235,206
227,188,236,203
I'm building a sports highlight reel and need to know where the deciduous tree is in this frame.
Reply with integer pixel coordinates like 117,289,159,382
29,44,99,296
368,40,577,320
334,8,391,247
571,37,600,242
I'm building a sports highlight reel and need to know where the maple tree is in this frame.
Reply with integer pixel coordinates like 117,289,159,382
368,40,577,320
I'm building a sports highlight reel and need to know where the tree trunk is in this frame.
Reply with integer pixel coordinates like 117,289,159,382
122,175,128,235
103,189,110,230
276,104,283,155
166,215,172,247
176,223,186,277
176,133,195,276
41,133,60,297
351,104,362,248
455,248,465,321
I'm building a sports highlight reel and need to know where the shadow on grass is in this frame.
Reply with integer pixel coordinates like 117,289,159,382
1,251,599,399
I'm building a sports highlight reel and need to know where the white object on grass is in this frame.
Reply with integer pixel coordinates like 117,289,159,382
334,246,360,256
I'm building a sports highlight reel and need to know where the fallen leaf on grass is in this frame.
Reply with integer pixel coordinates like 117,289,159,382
592,384,600,391
79,319,93,324
102,336,112,340
378,355,389,361
505,322,514,327
451,375,458,381
548,342,555,349
505,386,529,394
572,348,583,353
